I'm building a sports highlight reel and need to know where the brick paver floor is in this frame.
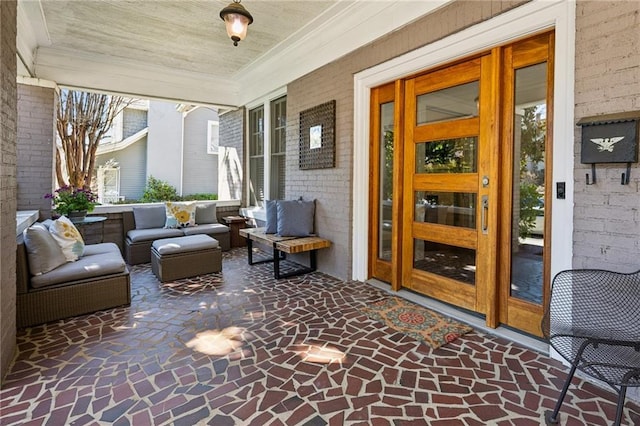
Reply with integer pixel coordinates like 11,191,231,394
1,248,638,425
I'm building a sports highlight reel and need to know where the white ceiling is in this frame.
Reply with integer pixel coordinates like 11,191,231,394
17,0,450,108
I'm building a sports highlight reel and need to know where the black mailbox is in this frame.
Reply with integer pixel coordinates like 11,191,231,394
577,111,639,185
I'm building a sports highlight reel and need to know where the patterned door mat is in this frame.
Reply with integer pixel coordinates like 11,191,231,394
360,296,473,349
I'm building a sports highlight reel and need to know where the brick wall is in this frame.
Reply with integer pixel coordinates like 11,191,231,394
286,1,524,279
573,1,640,270
1,0,17,383
219,108,245,202
17,84,56,219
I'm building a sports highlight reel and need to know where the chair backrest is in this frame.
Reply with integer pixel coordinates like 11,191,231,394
545,269,640,343
15,235,31,295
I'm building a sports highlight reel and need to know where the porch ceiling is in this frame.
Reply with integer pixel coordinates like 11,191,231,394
17,0,451,108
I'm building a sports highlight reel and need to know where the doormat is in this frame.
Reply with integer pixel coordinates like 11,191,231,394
360,297,473,349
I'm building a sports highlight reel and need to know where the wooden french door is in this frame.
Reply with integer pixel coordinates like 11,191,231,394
401,55,498,315
369,32,554,337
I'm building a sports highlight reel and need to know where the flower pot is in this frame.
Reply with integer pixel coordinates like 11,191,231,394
67,210,88,223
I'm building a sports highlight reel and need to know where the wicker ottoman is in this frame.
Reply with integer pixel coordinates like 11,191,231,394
151,234,222,282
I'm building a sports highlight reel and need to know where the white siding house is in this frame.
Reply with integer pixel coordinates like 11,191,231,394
96,100,219,202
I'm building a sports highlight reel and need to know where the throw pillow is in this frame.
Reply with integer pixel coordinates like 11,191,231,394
276,199,315,237
49,216,85,262
165,202,196,228
23,223,68,276
133,205,166,229
164,215,178,229
265,200,278,234
195,203,217,224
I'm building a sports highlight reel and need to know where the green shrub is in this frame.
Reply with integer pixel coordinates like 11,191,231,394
182,193,218,201
140,176,181,202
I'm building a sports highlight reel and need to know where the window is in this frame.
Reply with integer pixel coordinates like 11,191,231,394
248,94,287,206
270,96,287,200
97,164,121,204
207,120,219,154
249,106,264,204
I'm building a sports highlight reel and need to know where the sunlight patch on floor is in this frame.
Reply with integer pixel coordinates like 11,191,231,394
186,327,247,356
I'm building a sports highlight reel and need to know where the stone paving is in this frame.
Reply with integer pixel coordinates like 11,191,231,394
1,248,639,425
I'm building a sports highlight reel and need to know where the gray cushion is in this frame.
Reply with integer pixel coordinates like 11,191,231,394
152,234,219,255
183,223,230,236
30,246,127,289
23,224,68,276
127,228,183,243
265,200,278,234
83,242,122,256
133,206,166,229
195,203,218,224
276,199,315,237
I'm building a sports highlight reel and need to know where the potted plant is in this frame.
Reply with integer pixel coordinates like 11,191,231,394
45,185,98,222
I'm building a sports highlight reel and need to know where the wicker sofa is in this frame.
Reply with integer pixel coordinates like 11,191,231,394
16,224,131,328
122,203,231,265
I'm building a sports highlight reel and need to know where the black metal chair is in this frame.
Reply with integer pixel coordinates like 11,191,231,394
543,268,640,425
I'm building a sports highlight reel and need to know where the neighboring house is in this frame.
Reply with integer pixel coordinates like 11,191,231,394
95,100,219,203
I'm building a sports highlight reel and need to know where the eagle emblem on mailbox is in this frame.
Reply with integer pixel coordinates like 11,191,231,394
590,136,625,152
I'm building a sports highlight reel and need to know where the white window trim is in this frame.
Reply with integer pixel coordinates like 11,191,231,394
245,87,287,205
97,165,121,204
352,0,576,282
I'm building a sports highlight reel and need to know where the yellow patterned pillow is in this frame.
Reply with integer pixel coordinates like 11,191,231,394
165,202,196,228
49,216,85,261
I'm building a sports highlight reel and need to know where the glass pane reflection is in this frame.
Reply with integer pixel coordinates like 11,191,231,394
378,101,394,261
510,62,547,305
415,137,477,173
417,81,479,125
415,192,476,229
413,239,476,285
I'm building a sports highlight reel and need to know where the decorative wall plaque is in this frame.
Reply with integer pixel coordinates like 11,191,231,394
299,100,336,169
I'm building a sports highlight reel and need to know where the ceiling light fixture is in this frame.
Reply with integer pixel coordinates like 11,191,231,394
219,0,253,47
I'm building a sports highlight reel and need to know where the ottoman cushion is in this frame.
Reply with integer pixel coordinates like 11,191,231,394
151,235,222,282
152,234,219,255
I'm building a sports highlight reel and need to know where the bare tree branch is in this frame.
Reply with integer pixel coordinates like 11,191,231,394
55,90,133,190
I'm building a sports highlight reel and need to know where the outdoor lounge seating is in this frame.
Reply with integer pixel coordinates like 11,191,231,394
543,268,640,426
239,199,331,279
151,234,222,282
240,227,331,279
122,203,230,265
16,223,131,328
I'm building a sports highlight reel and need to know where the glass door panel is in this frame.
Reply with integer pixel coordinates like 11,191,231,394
498,31,554,337
415,137,478,174
510,63,547,304
416,81,479,124
369,82,397,285
379,102,394,261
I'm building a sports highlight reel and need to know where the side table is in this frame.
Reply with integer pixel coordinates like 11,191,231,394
224,216,248,248
72,216,108,243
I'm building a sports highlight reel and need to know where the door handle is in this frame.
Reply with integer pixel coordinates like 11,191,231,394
481,195,489,234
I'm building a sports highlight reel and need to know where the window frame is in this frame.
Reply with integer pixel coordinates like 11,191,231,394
245,89,287,207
